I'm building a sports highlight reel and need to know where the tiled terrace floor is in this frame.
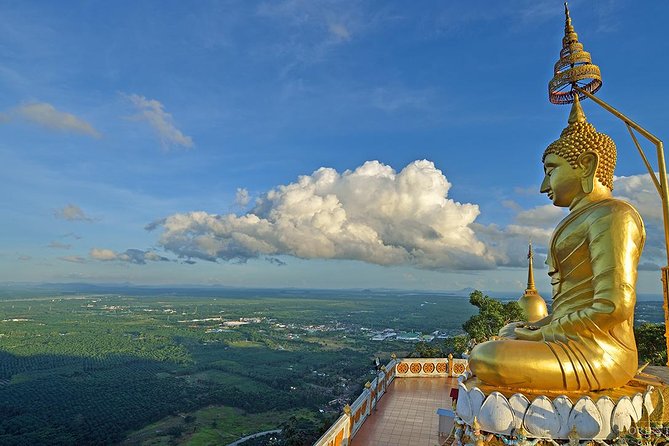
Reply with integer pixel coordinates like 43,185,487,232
351,377,457,446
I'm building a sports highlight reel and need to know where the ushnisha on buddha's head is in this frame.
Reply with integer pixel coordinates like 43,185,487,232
540,94,617,209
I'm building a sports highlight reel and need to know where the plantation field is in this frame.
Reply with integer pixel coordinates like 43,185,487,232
0,286,479,445
0,285,662,445
121,405,310,446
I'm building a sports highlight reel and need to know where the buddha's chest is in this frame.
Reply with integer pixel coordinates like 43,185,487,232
548,215,594,298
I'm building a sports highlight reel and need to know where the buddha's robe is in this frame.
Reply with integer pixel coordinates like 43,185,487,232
469,198,645,391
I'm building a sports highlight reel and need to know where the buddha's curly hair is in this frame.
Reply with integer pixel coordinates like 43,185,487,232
543,121,616,191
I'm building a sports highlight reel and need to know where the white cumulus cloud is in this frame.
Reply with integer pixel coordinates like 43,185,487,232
149,160,496,269
11,102,100,137
235,188,251,207
54,204,94,222
614,172,665,268
89,248,170,265
615,173,663,221
126,94,194,150
90,248,117,261
59,255,87,264
473,204,566,268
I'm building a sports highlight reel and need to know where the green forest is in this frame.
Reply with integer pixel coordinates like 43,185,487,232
0,288,475,445
0,288,664,445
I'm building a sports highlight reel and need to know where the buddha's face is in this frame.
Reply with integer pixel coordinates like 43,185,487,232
540,153,584,208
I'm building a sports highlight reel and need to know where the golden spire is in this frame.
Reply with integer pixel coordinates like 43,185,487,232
526,242,536,291
518,242,548,323
567,91,587,124
563,2,576,42
549,2,602,104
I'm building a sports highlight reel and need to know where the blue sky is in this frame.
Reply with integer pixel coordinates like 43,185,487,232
1,0,667,295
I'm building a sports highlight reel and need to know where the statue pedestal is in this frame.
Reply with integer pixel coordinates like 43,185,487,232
453,372,663,445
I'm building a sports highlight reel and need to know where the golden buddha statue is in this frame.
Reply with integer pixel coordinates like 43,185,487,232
469,96,645,391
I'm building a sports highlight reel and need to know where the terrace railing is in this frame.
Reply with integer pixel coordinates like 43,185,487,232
312,355,468,446
310,410,351,446
394,354,468,378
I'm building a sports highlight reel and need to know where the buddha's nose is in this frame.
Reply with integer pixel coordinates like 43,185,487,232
540,176,550,193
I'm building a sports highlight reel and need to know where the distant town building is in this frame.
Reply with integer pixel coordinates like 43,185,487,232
396,331,421,341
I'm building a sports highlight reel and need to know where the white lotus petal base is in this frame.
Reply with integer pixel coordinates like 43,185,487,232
453,376,658,442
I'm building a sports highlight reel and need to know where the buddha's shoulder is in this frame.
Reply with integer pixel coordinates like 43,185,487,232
584,198,643,222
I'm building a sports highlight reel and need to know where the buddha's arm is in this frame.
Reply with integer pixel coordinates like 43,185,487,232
582,205,644,328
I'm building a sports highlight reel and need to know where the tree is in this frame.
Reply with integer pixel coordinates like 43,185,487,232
461,290,526,342
280,415,329,446
442,335,469,356
635,323,667,366
413,335,470,358
412,341,443,358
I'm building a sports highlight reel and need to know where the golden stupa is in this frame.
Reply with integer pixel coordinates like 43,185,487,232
517,242,548,323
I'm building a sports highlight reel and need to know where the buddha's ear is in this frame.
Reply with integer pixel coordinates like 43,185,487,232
577,151,599,193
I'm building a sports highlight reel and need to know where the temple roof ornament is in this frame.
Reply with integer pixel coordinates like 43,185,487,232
549,2,602,104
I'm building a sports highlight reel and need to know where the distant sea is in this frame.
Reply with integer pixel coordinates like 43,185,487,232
635,300,665,324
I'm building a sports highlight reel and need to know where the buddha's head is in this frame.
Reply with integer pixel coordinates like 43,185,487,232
541,95,616,208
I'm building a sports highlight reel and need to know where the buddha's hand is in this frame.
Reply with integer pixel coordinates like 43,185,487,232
498,322,524,339
514,326,543,341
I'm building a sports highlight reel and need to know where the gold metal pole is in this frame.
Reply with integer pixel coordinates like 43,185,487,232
657,140,669,266
575,85,669,365
626,123,662,194
663,267,669,361
574,87,660,143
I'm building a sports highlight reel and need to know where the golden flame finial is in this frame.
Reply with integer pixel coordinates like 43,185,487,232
567,92,587,124
564,3,574,35
549,4,602,104
527,241,536,291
